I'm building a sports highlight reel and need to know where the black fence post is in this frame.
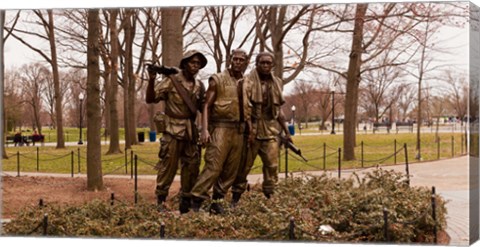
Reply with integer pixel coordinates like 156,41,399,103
39,198,44,208
71,151,74,178
42,213,48,236
432,186,437,244
77,148,81,173
451,136,455,157
394,139,397,165
285,147,289,178
323,143,326,171
131,150,134,179
17,151,20,177
111,193,115,206
289,217,295,240
404,143,410,186
383,208,389,242
361,141,364,168
278,145,281,173
125,147,128,175
134,154,138,204
338,148,342,179
36,147,39,171
160,222,166,239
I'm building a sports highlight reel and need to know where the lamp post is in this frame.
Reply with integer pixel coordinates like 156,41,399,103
291,105,296,133
331,90,336,135
78,93,84,145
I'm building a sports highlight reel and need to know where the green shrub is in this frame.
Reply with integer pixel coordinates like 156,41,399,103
3,169,446,243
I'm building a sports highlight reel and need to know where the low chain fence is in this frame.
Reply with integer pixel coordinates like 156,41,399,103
4,134,466,184
280,142,412,185
6,147,157,178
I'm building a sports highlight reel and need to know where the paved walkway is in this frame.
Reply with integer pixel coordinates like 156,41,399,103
1,156,473,245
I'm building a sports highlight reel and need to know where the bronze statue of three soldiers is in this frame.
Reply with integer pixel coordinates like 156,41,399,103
146,49,292,214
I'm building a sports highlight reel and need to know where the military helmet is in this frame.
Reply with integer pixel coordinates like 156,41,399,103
179,50,208,69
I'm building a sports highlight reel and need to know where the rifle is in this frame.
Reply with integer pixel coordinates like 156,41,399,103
146,64,179,76
280,135,308,162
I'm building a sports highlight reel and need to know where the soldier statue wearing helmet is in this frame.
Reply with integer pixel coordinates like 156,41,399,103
146,50,207,214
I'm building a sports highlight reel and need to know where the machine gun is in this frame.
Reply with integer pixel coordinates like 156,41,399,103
146,64,179,76
280,135,308,162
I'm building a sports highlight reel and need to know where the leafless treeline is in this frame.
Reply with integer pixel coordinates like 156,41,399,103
2,3,470,161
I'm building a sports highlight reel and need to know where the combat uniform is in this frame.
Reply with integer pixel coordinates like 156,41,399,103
152,70,205,210
232,69,285,199
190,69,251,205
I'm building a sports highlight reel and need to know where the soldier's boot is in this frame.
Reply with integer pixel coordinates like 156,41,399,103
263,191,272,199
230,192,242,208
209,193,225,215
179,197,191,214
191,196,203,212
157,195,167,212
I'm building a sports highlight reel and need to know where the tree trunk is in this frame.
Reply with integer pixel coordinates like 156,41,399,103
268,6,285,80
159,8,183,134
123,12,134,149
161,8,183,69
33,102,41,133
145,9,160,133
127,49,137,146
1,10,7,159
103,70,111,140
47,10,65,149
343,4,367,161
86,9,104,191
126,14,138,146
106,9,121,154
415,19,431,160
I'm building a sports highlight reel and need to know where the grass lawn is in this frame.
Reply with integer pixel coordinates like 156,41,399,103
2,132,466,176
6,127,149,143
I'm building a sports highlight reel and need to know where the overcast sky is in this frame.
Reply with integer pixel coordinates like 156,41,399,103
0,0,476,96
1,1,474,67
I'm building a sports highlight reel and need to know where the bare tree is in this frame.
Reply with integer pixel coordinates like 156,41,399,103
429,95,448,141
343,3,368,161
86,8,104,191
316,88,332,131
292,80,317,128
7,10,66,148
254,5,316,83
360,62,407,123
43,70,70,132
201,6,257,72
319,2,465,160
397,85,416,122
118,9,138,149
3,69,24,134
401,3,468,159
412,15,431,160
105,9,122,155
19,63,49,133
141,8,162,132
444,70,468,126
